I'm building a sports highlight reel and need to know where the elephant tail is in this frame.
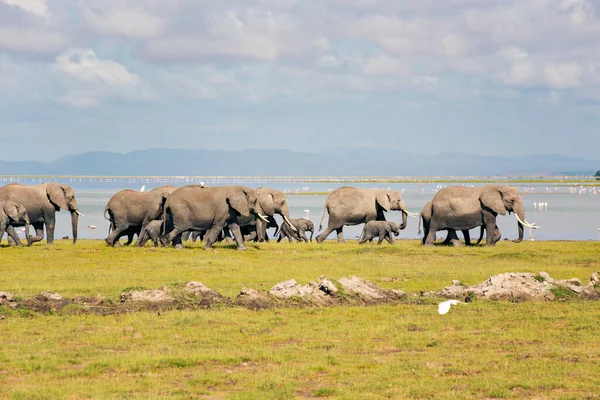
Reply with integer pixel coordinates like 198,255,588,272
104,207,115,234
318,204,328,231
417,212,422,236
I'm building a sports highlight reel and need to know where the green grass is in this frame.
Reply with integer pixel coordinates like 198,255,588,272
1,240,600,398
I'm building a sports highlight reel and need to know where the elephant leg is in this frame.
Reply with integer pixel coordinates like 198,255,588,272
300,230,309,243
444,230,460,246
387,234,394,245
463,230,472,246
336,228,344,243
203,226,223,250
228,223,247,250
161,226,182,248
0,224,23,246
358,232,370,245
424,221,439,246
485,220,497,246
105,223,129,247
28,222,45,244
315,219,343,243
3,225,23,246
181,231,191,242
377,235,385,245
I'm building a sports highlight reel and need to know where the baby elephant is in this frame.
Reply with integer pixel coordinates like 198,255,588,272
1,200,31,246
359,221,400,245
277,218,314,243
137,220,165,247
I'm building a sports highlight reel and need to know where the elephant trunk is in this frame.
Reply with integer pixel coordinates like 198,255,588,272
24,218,31,246
513,205,525,243
398,210,408,230
71,210,79,244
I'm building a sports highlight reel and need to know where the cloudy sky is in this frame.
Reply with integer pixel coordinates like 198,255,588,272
1,0,599,162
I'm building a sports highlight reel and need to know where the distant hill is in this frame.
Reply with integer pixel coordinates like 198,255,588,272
0,148,598,176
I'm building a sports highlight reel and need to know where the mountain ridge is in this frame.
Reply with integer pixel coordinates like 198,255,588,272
0,148,598,176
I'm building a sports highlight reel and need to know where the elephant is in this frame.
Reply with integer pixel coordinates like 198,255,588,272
137,220,164,247
253,188,298,241
0,183,82,244
315,186,415,243
160,185,269,250
358,221,400,245
419,200,483,246
0,200,31,246
277,218,314,243
239,215,279,242
182,231,204,243
424,185,537,246
104,185,177,247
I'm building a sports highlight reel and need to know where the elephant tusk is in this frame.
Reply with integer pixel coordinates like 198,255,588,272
75,210,85,217
283,215,298,232
257,214,269,223
405,211,419,218
515,213,538,229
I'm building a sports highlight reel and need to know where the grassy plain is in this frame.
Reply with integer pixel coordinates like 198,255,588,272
1,240,600,399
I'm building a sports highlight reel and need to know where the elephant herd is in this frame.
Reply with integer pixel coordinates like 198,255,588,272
0,182,538,249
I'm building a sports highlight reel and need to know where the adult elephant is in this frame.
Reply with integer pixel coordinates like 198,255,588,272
0,200,31,246
419,200,482,246
424,185,537,246
0,183,82,244
253,188,298,241
161,185,269,250
104,185,177,247
315,186,416,243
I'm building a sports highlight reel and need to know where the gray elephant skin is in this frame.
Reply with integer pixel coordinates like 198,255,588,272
253,188,298,241
137,220,164,247
419,200,488,246
315,186,410,243
0,200,31,246
359,221,399,245
424,185,532,246
161,185,267,250
0,183,81,244
104,185,177,247
277,218,314,243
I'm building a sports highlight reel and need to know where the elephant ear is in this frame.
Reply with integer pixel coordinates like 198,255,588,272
480,187,506,215
46,183,68,210
228,193,250,218
261,191,275,216
376,193,391,212
4,202,20,222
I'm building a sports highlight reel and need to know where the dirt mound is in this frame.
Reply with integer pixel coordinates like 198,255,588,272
434,271,600,301
237,276,406,309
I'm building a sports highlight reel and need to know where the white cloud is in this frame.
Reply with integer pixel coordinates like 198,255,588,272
0,26,64,54
2,0,48,18
83,7,164,39
544,62,583,88
55,49,139,87
362,55,409,76
498,47,536,86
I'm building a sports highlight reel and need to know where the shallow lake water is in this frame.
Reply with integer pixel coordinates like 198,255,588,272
22,176,596,242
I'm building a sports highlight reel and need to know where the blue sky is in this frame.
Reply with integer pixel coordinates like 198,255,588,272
1,0,599,162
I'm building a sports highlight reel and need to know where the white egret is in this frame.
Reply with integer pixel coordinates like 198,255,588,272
140,185,146,193
438,300,466,315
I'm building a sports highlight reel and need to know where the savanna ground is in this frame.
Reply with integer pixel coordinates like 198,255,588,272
1,239,600,399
